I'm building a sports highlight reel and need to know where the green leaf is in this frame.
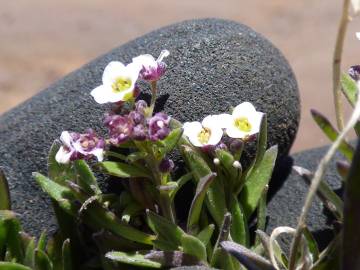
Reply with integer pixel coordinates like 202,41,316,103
23,238,35,268
293,166,343,220
34,249,53,270
303,227,319,263
215,150,237,187
0,169,11,210
341,73,358,107
147,210,184,250
229,195,249,246
255,186,268,246
144,251,204,268
181,145,226,227
0,210,24,262
73,160,101,195
61,239,72,270
211,213,232,265
37,231,47,252
105,251,161,268
220,241,275,270
158,128,183,156
312,234,340,270
47,140,76,184
197,224,215,247
240,145,278,218
33,173,76,215
126,152,148,163
97,161,151,178
311,109,354,161
0,262,32,270
187,173,216,234
254,114,268,169
181,234,207,261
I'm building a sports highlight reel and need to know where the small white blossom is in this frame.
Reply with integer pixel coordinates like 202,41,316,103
220,102,264,139
91,61,140,104
183,115,224,147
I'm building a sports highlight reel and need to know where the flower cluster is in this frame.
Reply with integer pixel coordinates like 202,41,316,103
104,100,171,145
183,102,264,148
91,50,169,104
55,130,105,164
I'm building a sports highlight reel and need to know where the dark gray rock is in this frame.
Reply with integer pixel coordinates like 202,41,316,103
266,144,346,251
0,18,299,235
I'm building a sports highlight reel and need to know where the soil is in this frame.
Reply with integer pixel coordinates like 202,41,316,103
0,0,359,152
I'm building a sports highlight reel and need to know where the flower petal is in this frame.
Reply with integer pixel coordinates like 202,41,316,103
207,127,223,145
91,148,104,162
203,114,232,129
232,102,257,118
132,54,157,69
55,146,73,164
225,124,248,139
60,131,72,147
102,61,125,85
248,111,264,135
90,85,113,104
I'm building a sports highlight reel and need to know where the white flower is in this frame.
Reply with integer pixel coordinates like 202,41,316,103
132,50,170,81
220,102,264,139
356,32,360,40
183,115,224,147
352,0,360,14
90,61,140,104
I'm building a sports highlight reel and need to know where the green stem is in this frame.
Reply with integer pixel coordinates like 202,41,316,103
333,0,351,131
149,81,157,115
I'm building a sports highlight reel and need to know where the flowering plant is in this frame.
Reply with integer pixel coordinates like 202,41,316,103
0,49,280,270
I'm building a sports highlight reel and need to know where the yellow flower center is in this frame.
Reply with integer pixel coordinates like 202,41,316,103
198,127,211,144
234,117,252,132
112,77,132,93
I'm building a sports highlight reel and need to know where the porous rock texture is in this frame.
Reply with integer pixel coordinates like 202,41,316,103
266,143,345,251
0,18,299,234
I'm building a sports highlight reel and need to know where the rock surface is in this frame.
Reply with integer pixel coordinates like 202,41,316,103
0,18,299,234
266,143,347,251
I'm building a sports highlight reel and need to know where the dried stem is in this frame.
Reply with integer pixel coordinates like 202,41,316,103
333,0,351,130
288,91,360,270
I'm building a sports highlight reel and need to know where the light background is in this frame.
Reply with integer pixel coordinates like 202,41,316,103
0,0,359,152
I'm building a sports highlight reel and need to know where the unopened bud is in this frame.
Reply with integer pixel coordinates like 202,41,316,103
232,161,242,169
213,158,220,165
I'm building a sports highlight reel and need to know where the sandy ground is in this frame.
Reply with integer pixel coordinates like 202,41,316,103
0,0,359,152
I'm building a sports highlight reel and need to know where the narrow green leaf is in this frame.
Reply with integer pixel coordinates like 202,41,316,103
73,160,101,195
311,109,354,161
97,161,151,178
0,262,32,270
0,169,11,210
181,145,226,227
37,231,47,252
341,73,358,107
158,128,183,156
342,141,360,269
105,251,162,268
34,249,53,270
240,146,278,218
62,239,72,270
312,234,340,270
181,234,207,261
211,213,232,267
220,241,275,270
255,186,268,246
33,173,76,215
126,152,148,163
144,251,204,268
187,173,216,234
0,210,24,262
197,224,215,247
215,150,237,182
229,195,249,246
303,227,319,262
147,210,184,249
254,114,268,169
23,238,35,268
293,166,343,220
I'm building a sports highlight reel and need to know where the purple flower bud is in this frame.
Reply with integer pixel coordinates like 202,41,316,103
349,65,360,82
148,112,171,141
159,158,174,173
132,124,148,141
229,139,243,154
104,115,134,145
135,100,148,113
129,111,144,125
